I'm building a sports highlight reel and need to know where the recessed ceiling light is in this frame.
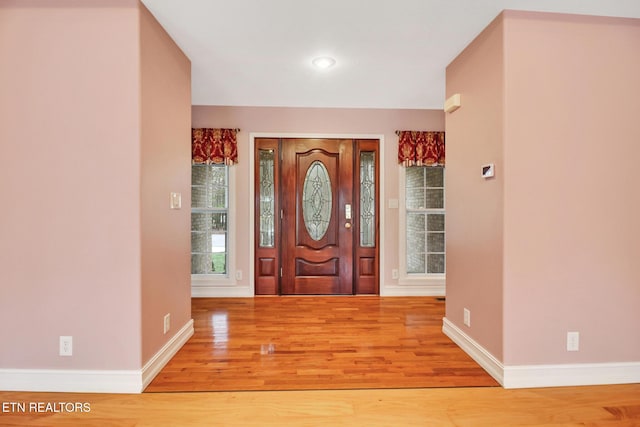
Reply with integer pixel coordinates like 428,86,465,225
312,56,336,69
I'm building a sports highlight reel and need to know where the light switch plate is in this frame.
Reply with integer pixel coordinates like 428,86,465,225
170,192,181,209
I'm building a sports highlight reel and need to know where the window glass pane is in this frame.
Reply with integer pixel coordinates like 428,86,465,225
424,167,444,187
405,167,424,209
360,152,375,247
407,231,425,254
210,233,227,273
427,254,445,274
302,161,332,241
191,245,227,275
427,213,445,232
191,254,211,275
405,167,424,188
190,213,227,275
406,188,425,209
407,251,426,274
425,189,443,209
191,164,208,186
191,231,209,253
259,149,275,247
407,212,426,234
192,165,227,209
427,232,445,253
191,212,227,232
406,212,425,273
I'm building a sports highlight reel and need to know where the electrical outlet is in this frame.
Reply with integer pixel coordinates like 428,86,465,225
567,331,579,351
463,308,471,327
59,336,72,356
164,313,171,335
235,270,242,281
391,269,399,279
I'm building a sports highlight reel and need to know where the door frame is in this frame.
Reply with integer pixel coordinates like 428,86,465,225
249,132,386,295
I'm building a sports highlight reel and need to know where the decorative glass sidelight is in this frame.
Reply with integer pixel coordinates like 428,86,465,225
258,149,275,247
302,161,332,240
360,152,375,247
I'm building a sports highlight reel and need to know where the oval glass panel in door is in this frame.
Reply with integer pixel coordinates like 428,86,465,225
302,160,332,240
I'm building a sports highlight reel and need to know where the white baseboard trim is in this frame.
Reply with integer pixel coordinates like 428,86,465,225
442,317,640,389
502,362,640,389
192,285,254,297
0,319,194,394
380,283,445,297
0,368,143,394
141,318,194,390
442,317,504,385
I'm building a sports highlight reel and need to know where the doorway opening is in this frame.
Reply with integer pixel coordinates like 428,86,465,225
254,138,380,295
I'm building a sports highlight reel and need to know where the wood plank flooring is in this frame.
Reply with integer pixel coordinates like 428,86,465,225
146,296,499,392
2,384,640,426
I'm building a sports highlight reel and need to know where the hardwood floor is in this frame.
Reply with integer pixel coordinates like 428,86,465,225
1,385,639,426
146,296,498,392
2,297,639,425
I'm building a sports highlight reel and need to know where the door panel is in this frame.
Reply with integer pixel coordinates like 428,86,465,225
281,139,353,295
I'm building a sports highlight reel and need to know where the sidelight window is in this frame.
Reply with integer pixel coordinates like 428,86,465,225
360,151,376,247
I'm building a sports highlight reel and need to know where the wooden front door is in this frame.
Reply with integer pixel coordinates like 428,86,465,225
281,139,353,294
254,137,379,295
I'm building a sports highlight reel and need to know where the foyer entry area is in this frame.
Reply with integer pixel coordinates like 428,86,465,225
145,297,498,392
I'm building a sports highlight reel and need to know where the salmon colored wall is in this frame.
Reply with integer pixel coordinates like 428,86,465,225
446,10,640,367
0,0,193,376
502,11,640,365
192,106,444,293
444,15,505,359
139,4,192,364
0,0,142,369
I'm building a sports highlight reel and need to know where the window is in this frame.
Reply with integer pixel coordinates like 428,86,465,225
405,166,445,275
191,164,229,275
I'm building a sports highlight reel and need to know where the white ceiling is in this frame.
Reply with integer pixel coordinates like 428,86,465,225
141,0,640,109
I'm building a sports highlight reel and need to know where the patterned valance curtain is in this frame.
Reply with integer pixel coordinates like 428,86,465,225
397,131,445,166
191,128,239,165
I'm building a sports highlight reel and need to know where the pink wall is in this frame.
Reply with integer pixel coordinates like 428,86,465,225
0,0,192,375
139,4,192,364
192,106,444,291
502,11,640,365
0,0,142,369
444,15,505,359
446,10,640,366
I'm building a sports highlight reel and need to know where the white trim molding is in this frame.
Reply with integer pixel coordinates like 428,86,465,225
382,278,445,296
141,319,194,390
442,317,640,389
0,319,194,394
442,317,504,384
191,284,254,298
502,362,640,389
0,368,144,394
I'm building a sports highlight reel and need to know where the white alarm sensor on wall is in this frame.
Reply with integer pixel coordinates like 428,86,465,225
481,164,495,179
